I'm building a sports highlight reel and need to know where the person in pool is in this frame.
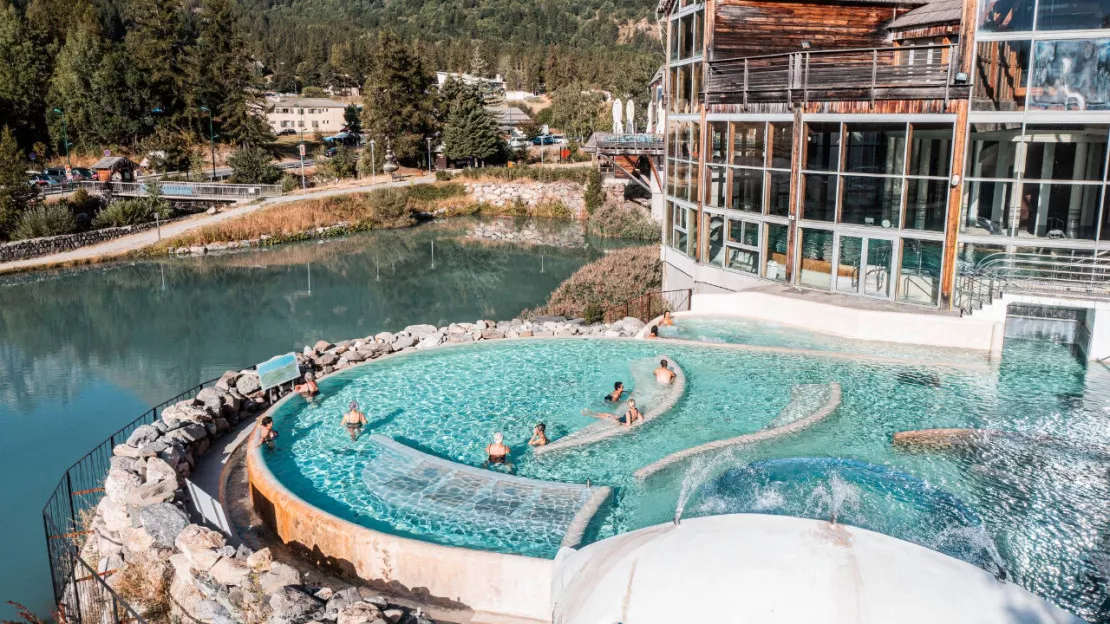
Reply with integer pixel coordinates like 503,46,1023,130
341,401,368,441
654,359,676,385
584,399,643,427
645,325,660,339
484,432,513,470
529,423,548,447
294,372,318,399
255,416,278,449
605,381,627,403
660,311,675,326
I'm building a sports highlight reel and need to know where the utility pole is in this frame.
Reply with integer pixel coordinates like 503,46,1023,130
200,106,217,180
52,108,71,175
299,109,307,191
426,137,433,176
370,140,376,182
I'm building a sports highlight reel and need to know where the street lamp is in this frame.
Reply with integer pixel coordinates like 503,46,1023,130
426,137,433,176
369,139,376,182
52,107,70,174
199,106,217,181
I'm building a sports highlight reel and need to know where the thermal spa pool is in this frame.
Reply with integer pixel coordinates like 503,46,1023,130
260,323,1110,621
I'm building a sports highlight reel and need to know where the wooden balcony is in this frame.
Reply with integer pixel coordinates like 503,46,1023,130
706,45,966,107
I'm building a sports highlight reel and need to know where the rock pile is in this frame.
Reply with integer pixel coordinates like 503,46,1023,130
464,181,587,219
467,220,586,248
79,314,646,623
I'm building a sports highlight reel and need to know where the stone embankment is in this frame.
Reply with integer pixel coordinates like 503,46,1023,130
0,221,169,263
467,219,586,248
171,223,352,257
83,315,645,624
464,181,586,219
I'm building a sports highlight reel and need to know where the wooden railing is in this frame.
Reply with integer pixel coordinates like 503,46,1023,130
707,44,959,106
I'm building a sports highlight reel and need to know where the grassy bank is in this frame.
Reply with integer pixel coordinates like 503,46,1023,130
529,244,662,320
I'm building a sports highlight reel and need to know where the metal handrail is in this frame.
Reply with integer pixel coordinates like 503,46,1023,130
956,252,1110,315
602,288,693,324
42,377,222,624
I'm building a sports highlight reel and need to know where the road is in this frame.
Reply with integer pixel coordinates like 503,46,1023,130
0,175,433,275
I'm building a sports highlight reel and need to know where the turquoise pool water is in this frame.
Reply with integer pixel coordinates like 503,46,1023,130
265,336,1110,621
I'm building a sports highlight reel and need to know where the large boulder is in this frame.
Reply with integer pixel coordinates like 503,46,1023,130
162,402,212,426
138,503,190,548
416,333,443,350
215,370,241,392
403,324,437,338
326,588,360,615
235,373,262,396
259,562,302,593
315,352,339,367
269,586,325,624
175,525,225,571
391,335,416,350
246,547,273,569
620,316,646,334
337,601,386,624
104,468,142,505
126,425,161,447
313,340,334,353
145,457,178,485
126,478,177,508
209,557,251,586
169,424,209,444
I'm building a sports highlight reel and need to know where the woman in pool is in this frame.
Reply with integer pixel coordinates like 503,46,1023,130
341,401,368,441
605,381,626,403
660,311,675,326
255,416,279,449
583,399,643,427
294,372,318,399
484,433,513,471
645,325,660,339
529,423,548,447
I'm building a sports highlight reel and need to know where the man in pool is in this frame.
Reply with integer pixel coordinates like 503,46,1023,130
294,372,318,399
660,311,675,326
341,401,368,441
605,381,627,403
654,359,676,385
529,422,548,447
255,416,278,449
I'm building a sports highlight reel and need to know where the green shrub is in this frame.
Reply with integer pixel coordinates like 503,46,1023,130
13,203,78,239
228,145,283,184
587,202,660,241
434,170,453,182
529,245,662,319
68,188,102,216
93,199,152,228
582,303,605,324
281,174,300,193
585,168,603,215
407,182,465,203
364,188,412,226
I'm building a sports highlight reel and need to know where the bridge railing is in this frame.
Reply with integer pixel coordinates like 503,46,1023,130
75,181,283,199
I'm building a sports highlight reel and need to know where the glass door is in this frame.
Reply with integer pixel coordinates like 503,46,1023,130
832,234,895,299
863,238,894,298
836,236,862,293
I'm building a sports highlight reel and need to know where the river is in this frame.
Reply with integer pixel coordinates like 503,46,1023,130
0,217,623,618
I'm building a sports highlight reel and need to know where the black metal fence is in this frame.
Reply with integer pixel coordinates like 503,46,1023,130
603,288,693,324
42,378,219,624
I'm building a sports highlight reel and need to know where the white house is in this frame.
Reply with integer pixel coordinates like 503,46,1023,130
267,97,347,134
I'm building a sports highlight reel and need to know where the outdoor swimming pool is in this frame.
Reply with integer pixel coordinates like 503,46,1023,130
264,331,1110,621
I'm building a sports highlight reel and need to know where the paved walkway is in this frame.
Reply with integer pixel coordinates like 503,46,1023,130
0,176,434,275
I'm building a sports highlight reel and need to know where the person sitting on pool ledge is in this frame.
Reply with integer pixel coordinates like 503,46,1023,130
605,381,627,403
645,325,660,339
255,416,278,449
529,422,548,447
584,399,642,427
654,359,676,385
294,372,318,399
484,433,513,470
341,401,368,441
660,311,675,326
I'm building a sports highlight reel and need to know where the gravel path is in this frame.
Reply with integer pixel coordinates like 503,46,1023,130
0,176,433,275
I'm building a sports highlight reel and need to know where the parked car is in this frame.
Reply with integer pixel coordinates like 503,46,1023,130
29,173,60,187
324,146,338,158
532,135,558,146
550,134,568,145
277,128,297,136
508,138,531,149
44,167,68,182
71,167,94,181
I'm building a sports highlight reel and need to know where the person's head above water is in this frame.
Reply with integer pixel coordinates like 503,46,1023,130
649,325,659,336
628,399,637,409
349,401,358,410
660,359,669,368
663,311,672,319
493,432,504,444
614,381,624,390
305,372,314,381
261,416,273,428
535,422,546,433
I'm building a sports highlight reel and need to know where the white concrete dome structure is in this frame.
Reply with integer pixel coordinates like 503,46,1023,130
552,514,1085,624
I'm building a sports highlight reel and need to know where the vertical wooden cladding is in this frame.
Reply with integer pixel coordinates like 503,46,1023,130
713,0,902,60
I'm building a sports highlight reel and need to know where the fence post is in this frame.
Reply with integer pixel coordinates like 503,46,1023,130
70,548,84,624
870,49,878,106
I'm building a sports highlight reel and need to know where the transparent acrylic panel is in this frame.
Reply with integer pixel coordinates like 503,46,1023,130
1021,124,1109,182
904,178,949,231
770,122,794,169
865,238,894,298
962,180,1015,236
764,223,789,281
732,122,766,168
726,247,759,273
909,123,954,178
707,214,726,265
805,122,841,171
1015,182,1100,240
1037,0,1110,31
731,168,763,213
899,239,943,305
802,174,837,222
798,228,834,290
973,41,1031,112
845,123,906,175
836,235,863,293
1029,39,1110,111
709,122,728,164
842,176,902,228
706,165,728,208
768,171,791,216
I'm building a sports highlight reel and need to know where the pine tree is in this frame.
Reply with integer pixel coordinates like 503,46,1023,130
0,2,51,147
227,145,282,183
124,0,186,124
46,20,102,153
443,94,502,166
360,31,438,162
0,126,38,240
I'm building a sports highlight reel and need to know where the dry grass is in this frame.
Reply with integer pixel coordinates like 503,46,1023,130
158,188,415,248
113,554,172,624
530,245,662,319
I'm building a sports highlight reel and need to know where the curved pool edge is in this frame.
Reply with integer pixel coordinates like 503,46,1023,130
247,433,556,622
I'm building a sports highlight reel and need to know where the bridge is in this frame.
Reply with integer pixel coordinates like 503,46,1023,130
583,132,665,193
51,181,283,201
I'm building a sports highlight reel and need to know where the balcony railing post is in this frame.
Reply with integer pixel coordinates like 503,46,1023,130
803,53,810,106
945,47,953,106
870,49,878,106
743,59,749,106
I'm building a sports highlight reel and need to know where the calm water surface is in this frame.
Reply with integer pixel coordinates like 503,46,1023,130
0,217,613,618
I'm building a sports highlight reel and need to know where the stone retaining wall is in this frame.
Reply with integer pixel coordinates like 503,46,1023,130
81,315,646,624
464,181,587,219
467,219,586,248
0,221,167,263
